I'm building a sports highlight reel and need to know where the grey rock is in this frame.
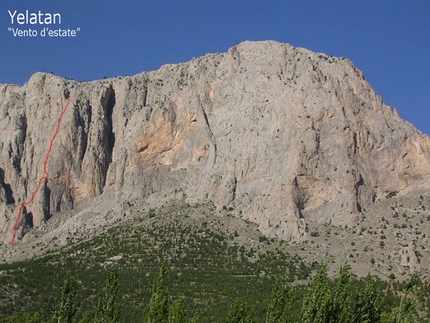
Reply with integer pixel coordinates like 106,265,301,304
1,40,430,245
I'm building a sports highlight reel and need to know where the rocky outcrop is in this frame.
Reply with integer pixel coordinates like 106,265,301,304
1,40,430,244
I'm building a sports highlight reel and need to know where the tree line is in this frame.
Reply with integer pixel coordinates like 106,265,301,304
0,264,423,323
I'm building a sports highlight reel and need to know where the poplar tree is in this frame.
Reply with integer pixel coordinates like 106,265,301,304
188,313,200,323
94,268,120,323
388,274,418,323
354,276,381,323
54,272,77,323
148,266,169,323
266,274,292,323
301,264,332,323
225,298,251,323
168,299,186,323
331,265,353,323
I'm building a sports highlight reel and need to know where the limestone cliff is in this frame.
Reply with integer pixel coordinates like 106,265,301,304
1,40,430,244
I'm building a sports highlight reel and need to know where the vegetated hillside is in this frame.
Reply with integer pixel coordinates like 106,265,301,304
1,201,430,323
0,201,314,322
1,40,430,250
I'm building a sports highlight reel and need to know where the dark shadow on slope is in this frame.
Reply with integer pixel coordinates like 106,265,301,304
0,167,15,204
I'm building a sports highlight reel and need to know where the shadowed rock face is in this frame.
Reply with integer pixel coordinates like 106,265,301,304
1,40,430,244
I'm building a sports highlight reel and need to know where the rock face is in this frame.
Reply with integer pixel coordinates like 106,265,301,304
1,40,430,244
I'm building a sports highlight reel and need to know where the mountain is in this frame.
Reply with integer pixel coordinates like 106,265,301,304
1,40,430,254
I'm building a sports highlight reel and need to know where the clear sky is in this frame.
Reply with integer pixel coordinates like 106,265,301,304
1,0,429,134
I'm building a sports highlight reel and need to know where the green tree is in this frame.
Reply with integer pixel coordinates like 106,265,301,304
53,272,77,323
188,314,200,323
94,268,120,323
266,274,292,323
148,266,169,323
78,310,93,323
1,312,44,323
301,264,332,323
354,276,381,323
331,265,353,323
388,274,418,323
168,299,186,323
225,298,252,323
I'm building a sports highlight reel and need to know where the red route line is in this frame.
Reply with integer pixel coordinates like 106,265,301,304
11,97,71,245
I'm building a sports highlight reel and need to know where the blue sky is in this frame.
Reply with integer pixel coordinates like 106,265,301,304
1,0,429,134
